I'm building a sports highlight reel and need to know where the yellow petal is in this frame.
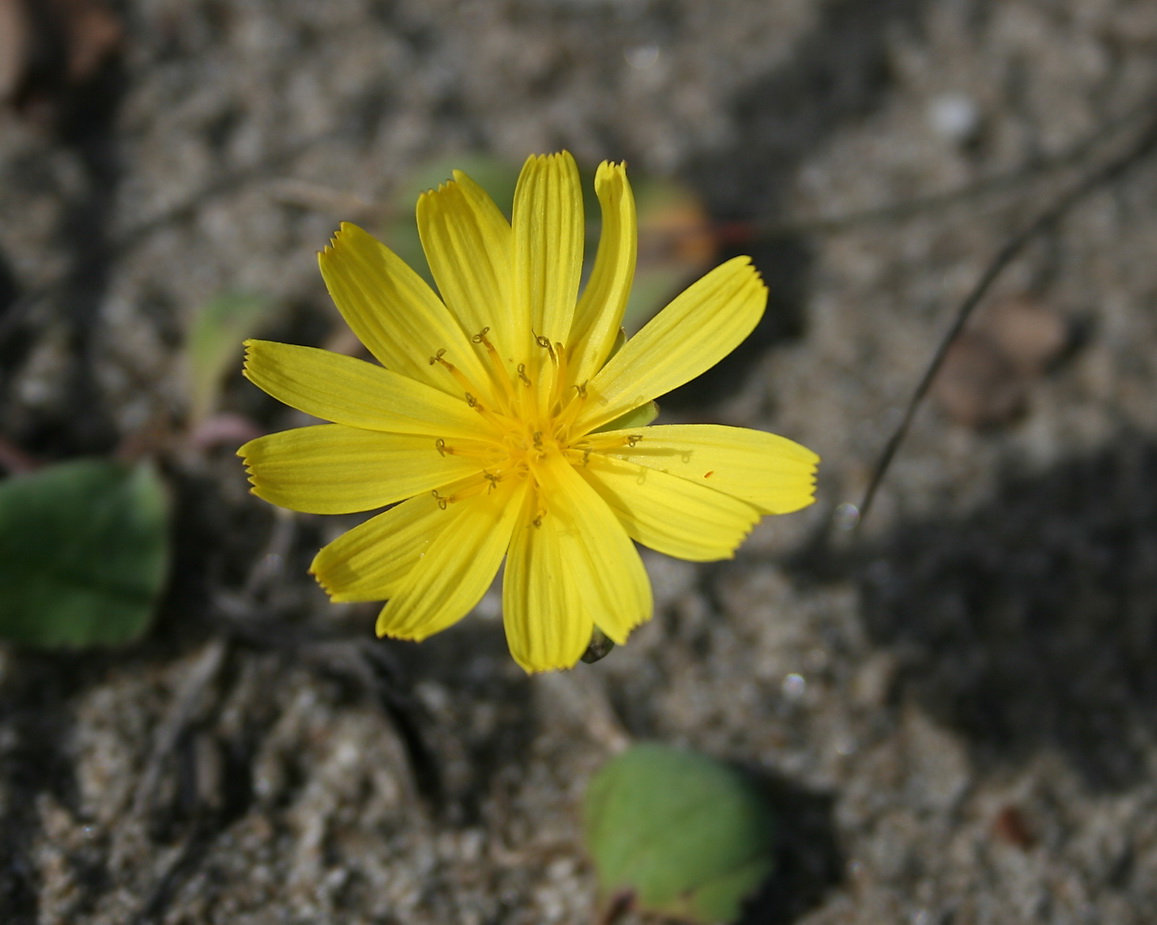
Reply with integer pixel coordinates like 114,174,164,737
502,487,591,672
581,453,762,561
416,171,515,361
310,475,479,602
535,453,652,646
568,161,637,387
318,223,492,401
239,424,483,514
574,257,767,433
598,423,819,515
512,152,584,351
375,479,527,640
243,340,482,438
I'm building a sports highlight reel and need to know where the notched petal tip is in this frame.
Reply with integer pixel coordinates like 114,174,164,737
375,623,437,644
317,243,336,272
240,339,258,380
235,439,309,512
309,546,376,604
599,610,651,648
323,222,370,254
594,159,628,187
514,654,581,675
374,618,428,644
417,179,453,210
520,149,578,175
728,253,768,289
239,463,262,494
309,565,341,602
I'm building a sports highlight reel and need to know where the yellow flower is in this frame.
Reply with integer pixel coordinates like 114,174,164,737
238,152,818,672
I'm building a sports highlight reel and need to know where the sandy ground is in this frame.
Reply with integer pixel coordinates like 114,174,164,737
4,0,1157,922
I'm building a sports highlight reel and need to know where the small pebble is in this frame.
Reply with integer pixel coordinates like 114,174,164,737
928,92,981,145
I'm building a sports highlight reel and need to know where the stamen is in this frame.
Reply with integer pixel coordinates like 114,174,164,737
546,341,571,414
433,352,490,413
533,332,557,363
435,438,453,456
428,347,447,365
431,490,453,510
577,430,639,453
563,444,595,468
472,326,520,414
483,471,501,493
516,363,531,386
550,378,594,437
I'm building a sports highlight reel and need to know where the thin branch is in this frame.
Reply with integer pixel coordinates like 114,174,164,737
857,107,1157,526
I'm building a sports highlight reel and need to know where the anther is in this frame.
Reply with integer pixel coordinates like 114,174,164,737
574,381,588,398
516,363,531,386
470,326,491,345
533,332,557,362
435,438,453,456
483,471,500,493
466,392,479,408
428,347,447,366
626,434,643,447
431,490,451,510
532,431,543,450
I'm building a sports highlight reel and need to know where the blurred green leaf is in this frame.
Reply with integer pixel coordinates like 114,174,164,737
384,154,520,286
0,459,170,648
584,743,776,924
188,291,277,422
595,400,659,434
397,153,521,218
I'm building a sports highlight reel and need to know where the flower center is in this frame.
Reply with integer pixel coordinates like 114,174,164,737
427,326,641,517
430,327,575,485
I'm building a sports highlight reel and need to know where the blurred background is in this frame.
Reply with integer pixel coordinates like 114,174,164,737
3,0,1157,922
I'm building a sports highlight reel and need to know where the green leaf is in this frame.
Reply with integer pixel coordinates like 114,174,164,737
593,400,659,434
0,460,170,648
584,743,776,924
590,328,660,434
187,291,278,422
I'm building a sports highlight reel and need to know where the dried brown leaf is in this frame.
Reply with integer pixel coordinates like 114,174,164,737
981,294,1071,376
932,330,1027,427
0,0,31,104
53,0,122,85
